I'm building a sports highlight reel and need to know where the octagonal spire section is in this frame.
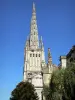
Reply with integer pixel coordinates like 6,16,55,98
29,2,39,50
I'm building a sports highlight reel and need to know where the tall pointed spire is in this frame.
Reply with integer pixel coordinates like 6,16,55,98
29,2,39,49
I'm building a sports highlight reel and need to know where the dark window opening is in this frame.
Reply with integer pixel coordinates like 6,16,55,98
33,54,34,57
36,54,37,57
39,54,40,57
31,50,34,52
30,54,32,57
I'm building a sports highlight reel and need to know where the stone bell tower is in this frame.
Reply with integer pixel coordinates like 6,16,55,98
23,3,46,100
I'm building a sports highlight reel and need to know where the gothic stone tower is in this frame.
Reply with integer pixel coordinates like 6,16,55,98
23,3,46,100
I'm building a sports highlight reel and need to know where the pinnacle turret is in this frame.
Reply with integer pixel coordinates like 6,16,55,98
40,36,44,50
48,48,52,65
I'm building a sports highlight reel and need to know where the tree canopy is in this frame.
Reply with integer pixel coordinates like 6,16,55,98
43,62,75,100
10,81,38,100
63,62,75,100
49,69,65,100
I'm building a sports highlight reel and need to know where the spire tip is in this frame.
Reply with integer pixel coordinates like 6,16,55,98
33,2,36,11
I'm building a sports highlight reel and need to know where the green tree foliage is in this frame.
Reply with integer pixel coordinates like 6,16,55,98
43,62,75,100
43,85,50,100
10,81,39,100
63,62,75,100
43,69,65,100
49,69,65,100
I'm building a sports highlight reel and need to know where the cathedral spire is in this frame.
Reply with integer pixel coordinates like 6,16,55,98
29,2,39,49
